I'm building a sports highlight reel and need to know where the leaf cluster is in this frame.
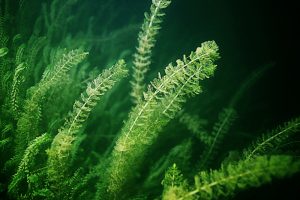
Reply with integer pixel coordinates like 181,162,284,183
131,0,172,104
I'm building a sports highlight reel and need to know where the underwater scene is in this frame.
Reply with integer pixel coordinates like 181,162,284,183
0,0,299,199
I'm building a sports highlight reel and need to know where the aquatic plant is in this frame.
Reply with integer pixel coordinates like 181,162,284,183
0,0,299,199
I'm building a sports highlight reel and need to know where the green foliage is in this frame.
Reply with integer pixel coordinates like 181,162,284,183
0,1,299,200
25,37,47,80
40,49,88,88
117,41,219,150
0,137,10,148
64,60,127,137
198,108,237,170
10,62,26,116
163,155,300,200
0,47,8,57
179,112,208,143
13,49,88,165
47,60,128,197
131,0,172,104
103,41,219,197
144,139,192,189
244,117,300,160
162,163,189,200
8,133,50,198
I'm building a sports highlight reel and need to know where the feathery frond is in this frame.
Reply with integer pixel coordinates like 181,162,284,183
162,163,191,200
198,108,236,170
63,60,128,137
131,0,172,104
15,43,26,65
162,163,185,189
144,140,192,189
163,155,300,200
162,165,190,200
8,133,50,197
10,62,27,116
244,117,300,160
41,49,88,88
13,49,88,164
47,60,128,196
117,41,219,152
103,41,219,197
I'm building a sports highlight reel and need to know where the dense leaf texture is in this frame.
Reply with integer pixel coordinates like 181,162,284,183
163,155,300,200
8,133,50,197
13,49,88,164
47,60,128,197
131,0,172,104
102,41,220,197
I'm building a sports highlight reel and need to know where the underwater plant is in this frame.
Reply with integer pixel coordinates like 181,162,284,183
0,0,299,199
